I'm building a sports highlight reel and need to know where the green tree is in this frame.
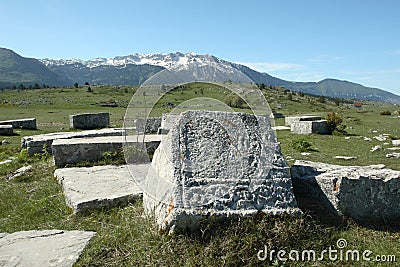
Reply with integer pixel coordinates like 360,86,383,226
33,83,41,89
74,82,79,88
84,81,90,86
87,86,93,92
18,84,25,90
318,96,326,103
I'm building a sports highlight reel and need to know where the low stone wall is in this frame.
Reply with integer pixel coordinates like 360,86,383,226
69,112,109,129
291,120,330,134
158,113,180,134
0,118,36,129
0,125,13,136
284,115,321,126
22,128,125,155
270,112,285,119
291,160,400,223
51,135,161,167
134,117,161,134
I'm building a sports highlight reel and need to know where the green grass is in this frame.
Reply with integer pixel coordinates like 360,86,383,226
0,84,399,266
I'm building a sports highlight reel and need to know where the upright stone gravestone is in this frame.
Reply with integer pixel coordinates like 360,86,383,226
143,110,301,233
69,112,110,130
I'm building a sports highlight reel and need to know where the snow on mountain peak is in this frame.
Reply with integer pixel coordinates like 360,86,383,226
40,52,230,71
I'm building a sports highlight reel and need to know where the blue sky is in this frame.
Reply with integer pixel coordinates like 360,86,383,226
1,0,400,95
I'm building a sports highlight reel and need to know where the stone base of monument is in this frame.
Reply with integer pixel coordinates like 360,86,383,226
0,230,95,267
0,125,13,136
55,165,145,213
291,120,330,135
51,135,161,167
22,128,126,155
0,118,36,129
291,160,400,224
143,110,301,234
134,117,162,134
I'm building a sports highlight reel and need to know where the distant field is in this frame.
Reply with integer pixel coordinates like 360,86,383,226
0,84,399,266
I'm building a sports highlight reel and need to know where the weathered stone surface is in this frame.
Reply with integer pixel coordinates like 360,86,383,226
134,117,161,134
22,128,125,155
291,120,330,135
0,230,95,267
52,135,161,167
393,140,400,146
55,165,144,213
69,112,109,129
144,110,301,233
0,118,36,130
0,125,13,136
285,115,321,126
291,160,400,222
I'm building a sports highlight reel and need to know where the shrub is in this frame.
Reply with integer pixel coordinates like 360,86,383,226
325,112,346,134
224,94,247,108
291,139,314,152
380,110,391,115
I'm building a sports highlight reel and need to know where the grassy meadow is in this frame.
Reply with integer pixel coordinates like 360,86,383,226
0,84,399,266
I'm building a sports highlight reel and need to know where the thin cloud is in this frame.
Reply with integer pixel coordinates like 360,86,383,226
386,50,400,55
307,55,343,63
236,62,304,73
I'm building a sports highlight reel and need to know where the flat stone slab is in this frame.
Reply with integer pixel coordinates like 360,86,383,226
291,120,330,135
55,165,145,213
285,115,321,126
0,118,36,129
22,128,125,155
52,135,161,167
70,112,109,129
271,126,291,131
291,160,400,223
0,230,95,267
393,140,400,146
0,125,13,136
144,110,301,233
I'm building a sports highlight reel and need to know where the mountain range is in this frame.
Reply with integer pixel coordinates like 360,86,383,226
1,47,400,104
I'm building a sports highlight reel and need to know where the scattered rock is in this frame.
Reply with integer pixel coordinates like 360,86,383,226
393,140,400,146
334,156,357,160
8,165,32,180
373,135,387,142
0,230,95,267
387,147,400,151
0,118,36,130
291,160,400,223
370,145,383,152
386,153,400,159
344,137,351,140
69,112,110,130
301,152,311,156
0,125,13,136
363,137,372,141
2,140,10,145
291,120,330,135
0,159,12,165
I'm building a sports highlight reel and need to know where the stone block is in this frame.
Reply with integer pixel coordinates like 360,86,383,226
143,110,301,233
0,118,36,129
22,128,125,155
52,135,161,167
270,112,285,119
69,112,109,129
291,160,400,223
291,120,330,134
0,230,95,267
393,140,400,146
134,117,161,134
284,115,321,126
54,165,145,213
0,125,13,136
